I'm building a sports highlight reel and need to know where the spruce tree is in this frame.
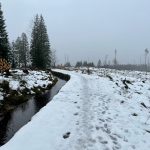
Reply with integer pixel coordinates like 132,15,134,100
97,59,101,68
51,49,57,68
30,15,39,68
75,61,82,67
83,61,87,67
20,33,30,68
0,3,9,61
13,34,30,68
14,36,22,67
30,15,51,69
10,41,16,68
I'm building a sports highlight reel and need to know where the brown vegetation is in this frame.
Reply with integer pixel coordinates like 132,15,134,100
0,58,11,73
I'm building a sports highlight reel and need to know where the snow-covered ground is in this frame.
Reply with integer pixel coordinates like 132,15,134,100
0,70,54,101
0,68,150,150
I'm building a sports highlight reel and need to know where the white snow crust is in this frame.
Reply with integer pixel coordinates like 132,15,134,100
1,68,150,150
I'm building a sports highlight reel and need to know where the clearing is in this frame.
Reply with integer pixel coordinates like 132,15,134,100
0,69,150,150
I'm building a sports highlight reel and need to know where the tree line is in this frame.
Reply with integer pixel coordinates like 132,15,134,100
74,48,150,72
75,61,95,68
0,3,52,70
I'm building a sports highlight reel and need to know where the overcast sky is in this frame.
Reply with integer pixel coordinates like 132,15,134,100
1,0,150,65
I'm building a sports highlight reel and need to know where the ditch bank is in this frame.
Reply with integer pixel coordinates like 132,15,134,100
0,70,70,146
0,71,57,117
51,70,70,81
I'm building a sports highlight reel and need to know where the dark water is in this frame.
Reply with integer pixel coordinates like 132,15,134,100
0,78,66,146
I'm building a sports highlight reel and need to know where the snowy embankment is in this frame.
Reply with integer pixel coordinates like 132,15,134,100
0,69,150,150
0,69,54,100
0,70,55,114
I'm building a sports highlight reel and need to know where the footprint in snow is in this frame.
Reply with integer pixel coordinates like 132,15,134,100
74,112,79,116
102,111,106,114
112,145,121,150
99,118,105,122
109,135,117,141
76,121,79,125
63,132,71,139
101,141,108,144
96,126,100,130
77,106,80,109
131,145,136,149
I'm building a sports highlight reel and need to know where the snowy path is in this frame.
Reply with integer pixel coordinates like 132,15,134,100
71,74,122,150
0,70,150,150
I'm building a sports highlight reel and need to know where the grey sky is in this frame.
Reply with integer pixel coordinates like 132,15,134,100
1,0,150,65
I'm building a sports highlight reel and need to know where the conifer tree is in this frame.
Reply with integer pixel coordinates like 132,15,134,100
14,37,22,67
97,59,101,68
0,3,10,61
113,49,118,66
83,61,87,67
12,34,30,68
51,49,57,68
20,33,30,68
30,15,40,68
30,15,51,69
75,61,82,67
